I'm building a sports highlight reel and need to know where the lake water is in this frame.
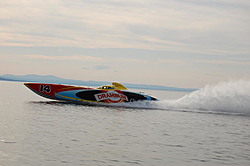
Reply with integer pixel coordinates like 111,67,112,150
1,80,250,166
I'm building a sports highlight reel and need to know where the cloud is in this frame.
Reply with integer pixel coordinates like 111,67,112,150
81,65,110,70
24,54,107,62
157,58,250,66
210,50,249,56
93,65,110,70
192,59,250,65
205,73,225,77
157,59,187,64
142,36,185,46
0,0,249,55
113,58,148,64
24,54,149,64
0,55,9,59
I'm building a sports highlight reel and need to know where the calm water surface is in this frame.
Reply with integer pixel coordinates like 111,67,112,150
0,81,250,166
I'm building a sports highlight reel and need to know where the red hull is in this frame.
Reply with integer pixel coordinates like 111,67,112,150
24,83,91,100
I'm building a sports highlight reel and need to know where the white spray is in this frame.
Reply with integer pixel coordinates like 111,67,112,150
125,80,250,115
175,79,250,114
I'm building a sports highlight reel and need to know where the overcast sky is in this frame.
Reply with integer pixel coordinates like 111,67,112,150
0,0,249,88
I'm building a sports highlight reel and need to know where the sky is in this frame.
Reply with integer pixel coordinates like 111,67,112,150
0,0,249,89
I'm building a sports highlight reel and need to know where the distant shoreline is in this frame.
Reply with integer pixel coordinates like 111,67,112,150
0,74,197,92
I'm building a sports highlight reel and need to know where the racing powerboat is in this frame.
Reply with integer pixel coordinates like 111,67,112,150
24,82,158,105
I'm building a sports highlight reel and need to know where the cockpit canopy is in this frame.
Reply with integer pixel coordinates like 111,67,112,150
97,82,128,90
97,85,115,90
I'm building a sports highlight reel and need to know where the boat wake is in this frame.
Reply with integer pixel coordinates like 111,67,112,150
121,80,250,115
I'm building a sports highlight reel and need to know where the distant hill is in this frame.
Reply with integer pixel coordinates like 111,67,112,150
0,76,17,82
0,74,197,92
